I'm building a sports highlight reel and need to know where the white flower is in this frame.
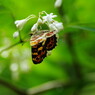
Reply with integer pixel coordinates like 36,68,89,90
15,19,27,30
53,21,64,31
42,13,57,23
49,21,63,32
31,23,38,31
15,15,36,30
13,31,19,38
55,0,62,8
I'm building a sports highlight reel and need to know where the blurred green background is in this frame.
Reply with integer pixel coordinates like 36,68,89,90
0,0,95,95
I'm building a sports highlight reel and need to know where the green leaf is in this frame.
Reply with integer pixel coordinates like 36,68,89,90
68,25,95,32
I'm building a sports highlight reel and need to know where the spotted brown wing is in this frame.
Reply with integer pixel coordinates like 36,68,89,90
45,34,57,51
32,41,47,64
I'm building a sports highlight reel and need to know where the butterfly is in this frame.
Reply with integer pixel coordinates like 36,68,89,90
30,30,58,64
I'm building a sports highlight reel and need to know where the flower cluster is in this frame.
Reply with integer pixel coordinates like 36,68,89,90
13,11,63,38
31,11,63,32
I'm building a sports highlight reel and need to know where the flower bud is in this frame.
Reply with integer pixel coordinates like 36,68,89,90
31,23,38,31
37,18,43,25
55,0,62,8
13,31,19,38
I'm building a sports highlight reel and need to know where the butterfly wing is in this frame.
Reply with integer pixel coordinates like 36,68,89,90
45,34,57,51
32,41,47,64
30,30,58,64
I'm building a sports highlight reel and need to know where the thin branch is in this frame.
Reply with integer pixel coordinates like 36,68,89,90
0,39,28,54
18,30,23,43
0,78,71,95
0,78,27,95
0,41,20,54
27,80,70,95
0,41,21,54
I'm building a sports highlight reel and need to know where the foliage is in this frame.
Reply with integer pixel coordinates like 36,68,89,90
0,0,95,95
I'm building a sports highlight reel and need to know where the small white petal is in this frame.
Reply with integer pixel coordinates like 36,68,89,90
31,23,38,31
55,0,62,8
49,13,57,18
13,31,19,38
